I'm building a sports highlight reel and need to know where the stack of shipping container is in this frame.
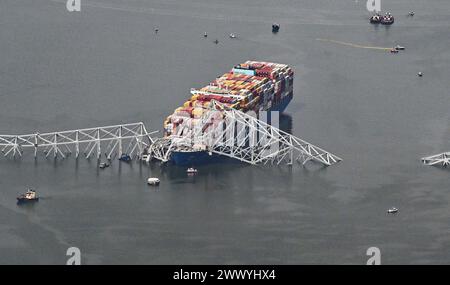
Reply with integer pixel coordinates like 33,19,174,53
164,61,294,136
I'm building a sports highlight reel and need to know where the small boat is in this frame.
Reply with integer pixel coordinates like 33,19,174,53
369,14,381,24
408,11,415,17
119,154,131,162
387,207,398,214
154,27,159,34
99,162,110,169
147,177,160,186
272,23,280,33
390,48,399,53
187,168,198,174
229,33,236,39
204,32,208,38
17,189,39,204
418,72,423,77
213,39,219,44
381,14,395,25
141,154,151,162
394,45,405,51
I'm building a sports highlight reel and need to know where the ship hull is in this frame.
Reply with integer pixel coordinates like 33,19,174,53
170,94,293,166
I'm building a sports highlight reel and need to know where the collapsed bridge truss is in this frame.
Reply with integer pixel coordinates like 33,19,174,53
422,152,450,167
147,101,342,166
0,103,342,167
0,122,156,160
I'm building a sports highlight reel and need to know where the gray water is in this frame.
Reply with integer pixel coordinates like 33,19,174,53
1,0,450,264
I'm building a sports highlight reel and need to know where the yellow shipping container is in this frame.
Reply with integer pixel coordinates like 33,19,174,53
192,108,204,118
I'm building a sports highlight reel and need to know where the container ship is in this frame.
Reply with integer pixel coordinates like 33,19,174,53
163,60,294,165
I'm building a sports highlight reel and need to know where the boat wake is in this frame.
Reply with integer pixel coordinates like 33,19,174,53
316,38,392,51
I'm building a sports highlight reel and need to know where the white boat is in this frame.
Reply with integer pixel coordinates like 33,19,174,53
187,168,198,174
387,207,398,214
17,189,39,204
99,162,110,169
394,45,405,50
229,33,236,39
147,177,160,186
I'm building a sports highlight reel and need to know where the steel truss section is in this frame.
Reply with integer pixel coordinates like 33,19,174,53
148,101,342,166
0,122,156,160
421,152,450,167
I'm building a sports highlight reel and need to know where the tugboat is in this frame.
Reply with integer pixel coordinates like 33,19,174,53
147,177,160,186
187,168,198,174
272,23,280,33
17,189,39,204
369,13,381,24
381,13,394,25
119,154,131,162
